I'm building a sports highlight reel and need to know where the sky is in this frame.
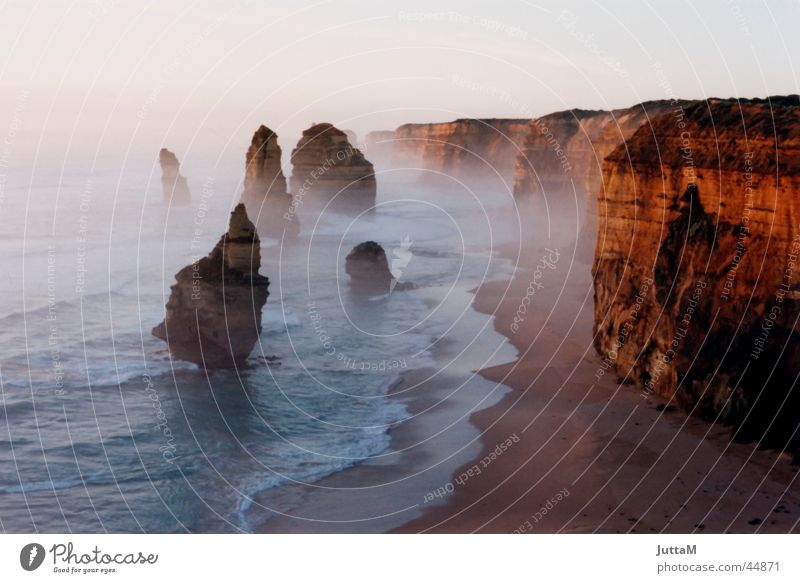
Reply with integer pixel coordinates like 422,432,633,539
0,0,797,166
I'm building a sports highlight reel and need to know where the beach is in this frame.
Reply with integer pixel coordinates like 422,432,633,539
395,240,800,533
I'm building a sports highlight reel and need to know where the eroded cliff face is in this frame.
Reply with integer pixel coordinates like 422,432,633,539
153,203,269,368
289,123,376,207
592,96,800,451
511,101,683,198
241,125,298,239
392,119,529,186
159,148,191,205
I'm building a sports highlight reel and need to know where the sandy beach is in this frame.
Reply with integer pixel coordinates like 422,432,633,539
395,240,800,533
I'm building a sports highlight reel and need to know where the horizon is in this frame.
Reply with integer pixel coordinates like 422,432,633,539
1,0,797,163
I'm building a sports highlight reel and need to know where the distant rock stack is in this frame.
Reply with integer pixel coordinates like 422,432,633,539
345,241,392,293
159,148,191,205
244,125,287,197
290,123,376,208
152,203,270,368
241,125,298,240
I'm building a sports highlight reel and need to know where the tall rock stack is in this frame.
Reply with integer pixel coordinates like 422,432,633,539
289,123,376,207
159,148,191,205
243,125,287,197
241,125,298,239
152,203,270,368
592,95,800,452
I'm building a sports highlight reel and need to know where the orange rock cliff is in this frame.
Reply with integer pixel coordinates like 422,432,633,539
592,95,800,453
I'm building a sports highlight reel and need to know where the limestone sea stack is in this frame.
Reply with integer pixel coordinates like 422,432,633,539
393,118,529,186
243,125,287,197
241,125,298,239
290,123,376,207
346,241,392,293
159,148,191,205
592,95,800,452
152,203,269,368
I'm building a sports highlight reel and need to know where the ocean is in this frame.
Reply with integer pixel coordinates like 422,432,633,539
0,153,523,533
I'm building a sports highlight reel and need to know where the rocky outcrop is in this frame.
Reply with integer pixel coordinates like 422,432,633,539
592,95,800,452
243,125,287,198
159,148,191,205
153,203,269,368
345,241,392,293
512,101,683,198
240,125,298,239
289,123,376,207
393,119,529,185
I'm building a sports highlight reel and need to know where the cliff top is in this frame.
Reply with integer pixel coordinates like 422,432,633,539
606,96,800,173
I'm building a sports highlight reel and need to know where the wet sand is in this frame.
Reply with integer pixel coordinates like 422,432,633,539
395,241,800,533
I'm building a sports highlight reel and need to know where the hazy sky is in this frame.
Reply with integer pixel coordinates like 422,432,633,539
1,0,797,163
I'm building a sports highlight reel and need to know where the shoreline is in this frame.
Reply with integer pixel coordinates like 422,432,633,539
253,279,517,533
394,241,800,533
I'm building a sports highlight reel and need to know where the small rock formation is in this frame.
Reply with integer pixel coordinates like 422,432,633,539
290,123,376,207
345,241,392,293
240,125,298,239
592,95,800,453
393,118,529,186
152,203,269,368
159,148,191,205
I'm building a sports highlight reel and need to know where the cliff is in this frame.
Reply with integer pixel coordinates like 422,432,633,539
511,101,684,198
592,95,800,452
289,123,376,207
240,125,298,239
392,118,529,185
153,203,270,368
159,148,191,205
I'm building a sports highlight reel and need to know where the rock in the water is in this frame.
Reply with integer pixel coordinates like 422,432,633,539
152,203,269,368
243,125,287,197
159,148,191,205
290,123,376,207
240,125,299,239
346,241,392,293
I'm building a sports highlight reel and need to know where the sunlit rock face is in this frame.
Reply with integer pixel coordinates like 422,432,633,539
152,203,270,368
392,118,529,186
244,125,287,197
289,123,376,208
592,95,800,452
159,148,191,205
240,125,298,240
511,100,682,199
